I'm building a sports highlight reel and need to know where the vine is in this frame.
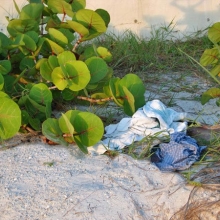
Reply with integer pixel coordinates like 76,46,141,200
0,0,146,153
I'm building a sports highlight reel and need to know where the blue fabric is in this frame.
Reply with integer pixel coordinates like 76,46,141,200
151,132,206,171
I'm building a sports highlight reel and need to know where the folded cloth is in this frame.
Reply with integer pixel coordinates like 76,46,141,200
151,132,206,171
98,100,187,151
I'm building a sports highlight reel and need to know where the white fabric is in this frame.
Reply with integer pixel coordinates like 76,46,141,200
89,100,187,154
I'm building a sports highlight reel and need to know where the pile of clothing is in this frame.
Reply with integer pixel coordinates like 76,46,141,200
90,100,206,171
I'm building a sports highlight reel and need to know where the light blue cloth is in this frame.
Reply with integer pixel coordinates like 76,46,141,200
143,100,186,130
101,100,187,151
151,132,206,171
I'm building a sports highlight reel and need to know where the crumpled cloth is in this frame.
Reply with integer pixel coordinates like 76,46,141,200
151,132,206,171
90,100,187,154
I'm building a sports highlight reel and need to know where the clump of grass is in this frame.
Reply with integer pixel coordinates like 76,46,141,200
122,132,169,159
104,149,119,159
171,161,220,220
93,26,212,74
43,161,55,167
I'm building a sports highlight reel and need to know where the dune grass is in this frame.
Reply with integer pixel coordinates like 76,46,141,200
93,27,212,75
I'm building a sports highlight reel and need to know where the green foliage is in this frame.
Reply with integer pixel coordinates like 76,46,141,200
42,110,104,153
199,22,220,105
0,96,21,140
0,0,146,153
201,88,220,106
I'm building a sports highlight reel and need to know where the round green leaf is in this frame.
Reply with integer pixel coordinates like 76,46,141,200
73,112,104,146
45,38,64,55
60,110,80,126
42,118,67,145
201,87,220,105
20,57,35,71
40,60,53,81
52,61,91,91
25,31,39,43
48,28,68,46
200,48,219,66
95,9,110,27
48,0,74,17
58,28,76,43
25,97,46,116
74,137,88,154
62,88,78,101
88,67,112,92
48,55,59,69
208,22,220,43
0,60,12,75
7,19,39,37
65,60,91,91
120,86,135,116
18,95,28,107
74,9,107,40
20,3,44,21
58,110,80,143
97,46,112,62
118,73,145,111
39,56,59,81
67,20,89,38
0,97,21,140
36,58,47,70
3,75,16,95
75,9,106,32
70,0,86,12
85,57,108,84
57,51,76,65
21,110,30,125
29,83,53,105
29,117,41,131
80,46,96,60
210,64,220,77
109,77,123,106
14,33,37,54
33,37,45,57
52,67,68,90
0,91,9,98
59,113,74,135
86,83,98,91
0,32,12,55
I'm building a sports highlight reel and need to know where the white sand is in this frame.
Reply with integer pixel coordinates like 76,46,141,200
0,142,193,220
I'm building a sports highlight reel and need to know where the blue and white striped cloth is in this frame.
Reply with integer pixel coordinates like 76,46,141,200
151,132,206,171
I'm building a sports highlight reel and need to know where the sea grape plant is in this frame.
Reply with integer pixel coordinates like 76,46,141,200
199,22,220,106
0,0,146,153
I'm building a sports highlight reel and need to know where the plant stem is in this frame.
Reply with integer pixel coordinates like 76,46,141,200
62,13,66,22
77,96,114,103
48,86,57,90
21,125,39,135
63,134,73,137
72,36,82,52
32,52,37,63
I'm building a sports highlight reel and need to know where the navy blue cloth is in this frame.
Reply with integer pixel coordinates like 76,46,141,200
151,132,206,171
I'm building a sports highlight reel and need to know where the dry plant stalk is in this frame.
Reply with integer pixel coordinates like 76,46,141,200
170,162,220,220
